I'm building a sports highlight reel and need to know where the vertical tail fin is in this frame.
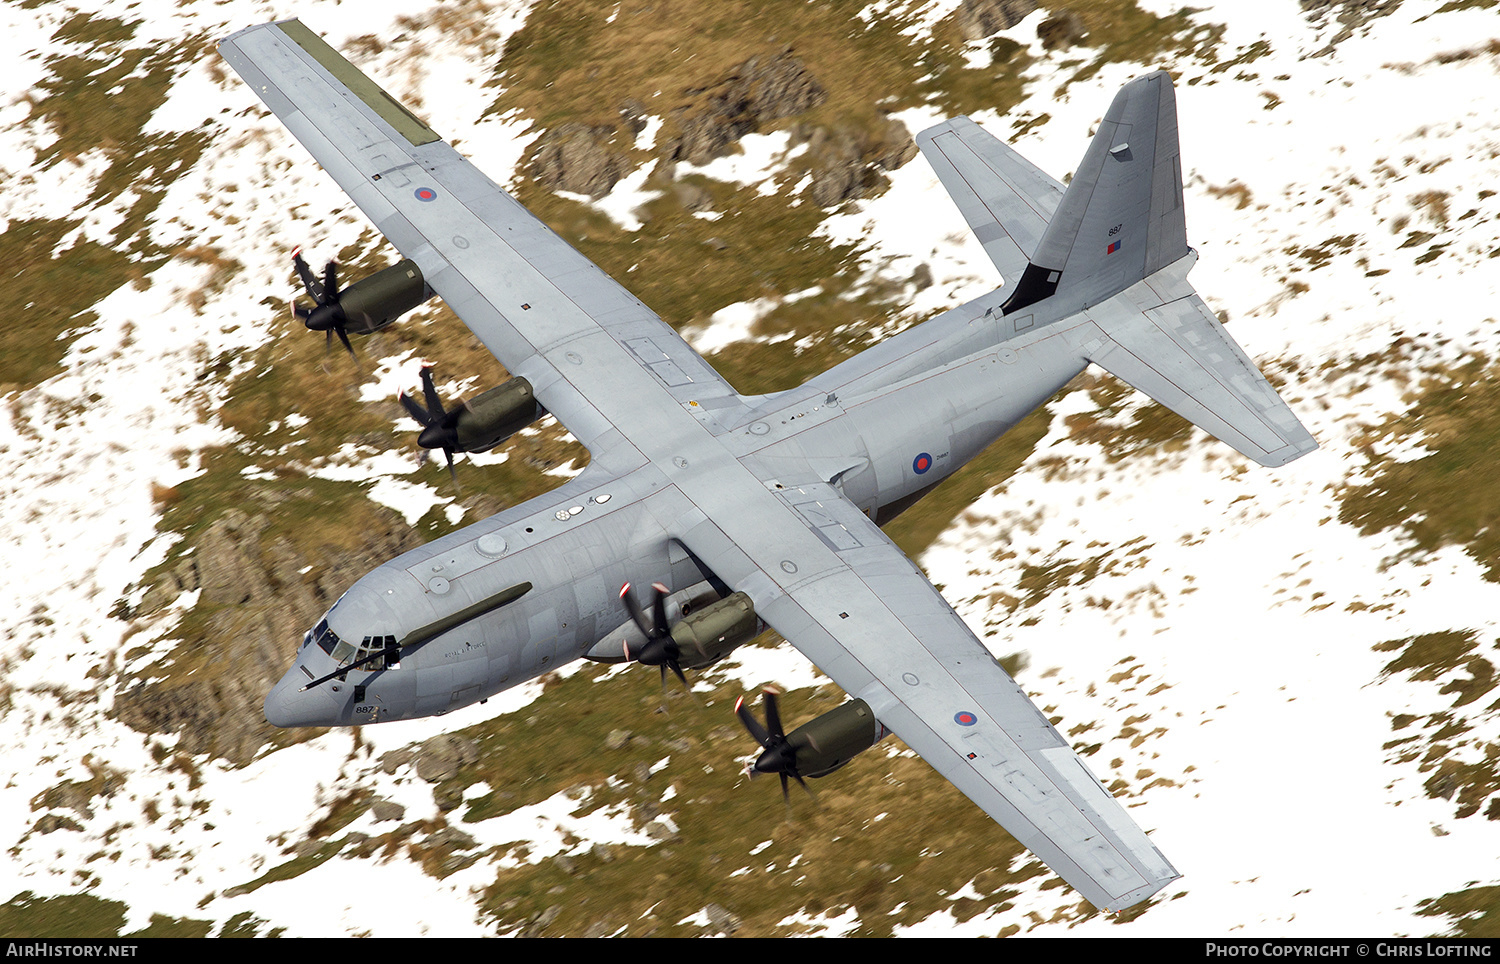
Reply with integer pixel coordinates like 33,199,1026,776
1004,70,1188,313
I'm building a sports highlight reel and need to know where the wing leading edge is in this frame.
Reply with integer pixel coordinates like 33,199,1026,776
678,481,1179,911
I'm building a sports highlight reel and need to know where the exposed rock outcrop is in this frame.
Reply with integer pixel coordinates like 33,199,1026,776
526,122,632,198
663,49,827,166
527,49,830,202
1037,11,1088,50
1301,0,1402,54
958,0,1039,40
413,734,480,783
798,117,917,207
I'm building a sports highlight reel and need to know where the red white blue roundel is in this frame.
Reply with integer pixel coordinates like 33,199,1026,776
913,452,933,475
954,711,977,726
414,187,438,202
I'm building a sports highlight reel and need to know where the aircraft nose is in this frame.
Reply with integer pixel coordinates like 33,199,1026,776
263,668,342,727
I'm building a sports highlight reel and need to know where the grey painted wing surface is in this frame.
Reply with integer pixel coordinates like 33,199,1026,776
224,20,1182,910
217,21,741,459
915,116,1064,284
680,482,1180,911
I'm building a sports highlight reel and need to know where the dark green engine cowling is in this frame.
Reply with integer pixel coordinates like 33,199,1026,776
335,258,431,335
449,377,543,453
292,252,434,357
670,591,759,668
736,691,889,799
403,368,545,481
774,699,887,778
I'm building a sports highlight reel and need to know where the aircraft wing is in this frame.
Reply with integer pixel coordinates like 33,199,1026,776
678,480,1180,912
217,20,741,461
915,116,1065,286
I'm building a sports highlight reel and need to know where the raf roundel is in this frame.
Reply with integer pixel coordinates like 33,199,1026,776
954,711,977,727
912,452,933,475
414,186,438,202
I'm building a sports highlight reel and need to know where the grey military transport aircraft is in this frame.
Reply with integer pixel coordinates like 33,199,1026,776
221,20,1315,912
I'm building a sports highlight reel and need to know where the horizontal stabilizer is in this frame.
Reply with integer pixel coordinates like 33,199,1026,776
916,116,1065,286
1084,287,1317,467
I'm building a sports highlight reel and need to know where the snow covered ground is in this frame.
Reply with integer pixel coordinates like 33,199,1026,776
2,0,1499,936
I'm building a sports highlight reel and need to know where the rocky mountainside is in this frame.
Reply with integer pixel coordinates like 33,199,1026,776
4,0,1500,938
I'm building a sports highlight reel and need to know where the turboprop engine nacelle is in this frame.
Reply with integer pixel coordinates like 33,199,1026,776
448,377,544,453
671,591,758,668
772,698,888,778
584,585,760,669
402,368,545,477
334,258,431,335
737,692,890,800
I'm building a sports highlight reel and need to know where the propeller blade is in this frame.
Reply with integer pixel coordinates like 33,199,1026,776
292,247,323,302
419,364,446,421
620,583,654,640
651,582,670,635
737,689,815,807
763,688,784,740
443,447,460,493
619,581,695,700
289,250,356,362
399,390,435,427
735,695,772,748
403,364,463,491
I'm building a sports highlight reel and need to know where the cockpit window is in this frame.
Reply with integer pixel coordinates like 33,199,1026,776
330,635,357,664
313,619,355,662
354,635,400,670
313,621,398,671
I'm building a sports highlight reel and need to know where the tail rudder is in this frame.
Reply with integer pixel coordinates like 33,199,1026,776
1005,70,1188,313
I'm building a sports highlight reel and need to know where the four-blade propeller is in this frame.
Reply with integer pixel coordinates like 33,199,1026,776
619,581,696,691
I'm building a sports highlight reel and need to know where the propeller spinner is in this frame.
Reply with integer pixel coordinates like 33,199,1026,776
619,581,706,692
400,362,463,489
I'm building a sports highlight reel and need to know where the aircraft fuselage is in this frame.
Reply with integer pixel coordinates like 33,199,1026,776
265,278,1094,727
